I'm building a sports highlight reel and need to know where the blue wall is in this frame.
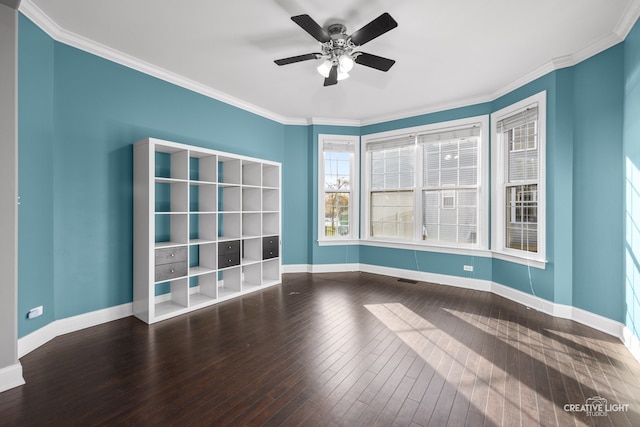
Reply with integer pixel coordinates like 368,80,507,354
18,16,55,334
283,125,311,265
18,15,286,336
16,12,640,346
572,45,625,322
551,68,575,307
624,19,640,339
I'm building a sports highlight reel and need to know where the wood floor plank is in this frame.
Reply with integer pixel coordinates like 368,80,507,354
1,272,639,426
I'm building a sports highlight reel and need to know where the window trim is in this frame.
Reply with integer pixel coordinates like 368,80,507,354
317,134,360,244
361,115,489,250
490,91,546,265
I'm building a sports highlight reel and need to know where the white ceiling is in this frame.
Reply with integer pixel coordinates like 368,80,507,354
21,0,640,124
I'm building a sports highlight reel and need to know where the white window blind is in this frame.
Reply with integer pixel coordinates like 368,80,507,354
420,125,480,244
366,135,414,152
370,142,415,190
498,106,539,252
323,138,357,153
369,137,415,239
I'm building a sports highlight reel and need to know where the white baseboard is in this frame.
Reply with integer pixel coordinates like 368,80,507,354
622,326,640,363
0,363,25,393
570,305,625,338
358,263,494,292
283,263,360,274
283,264,312,273
18,302,132,358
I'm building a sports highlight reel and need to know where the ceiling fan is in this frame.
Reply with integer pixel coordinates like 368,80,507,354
274,13,398,86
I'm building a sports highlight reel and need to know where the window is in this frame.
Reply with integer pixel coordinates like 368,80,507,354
491,91,546,262
363,116,488,248
369,138,415,239
420,126,481,245
318,134,359,242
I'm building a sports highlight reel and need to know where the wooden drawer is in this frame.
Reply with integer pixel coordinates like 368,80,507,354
218,253,240,269
155,246,187,265
218,240,240,255
155,261,187,282
263,235,279,260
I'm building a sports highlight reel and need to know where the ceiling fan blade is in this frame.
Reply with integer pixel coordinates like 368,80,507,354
355,52,396,71
324,65,338,86
349,12,398,46
291,14,331,43
274,53,322,66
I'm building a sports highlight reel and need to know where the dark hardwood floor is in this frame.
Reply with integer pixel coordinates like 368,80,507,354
2,272,639,426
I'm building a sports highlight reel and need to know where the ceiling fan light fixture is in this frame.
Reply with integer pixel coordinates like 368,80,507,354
339,54,354,73
337,70,350,81
317,60,332,78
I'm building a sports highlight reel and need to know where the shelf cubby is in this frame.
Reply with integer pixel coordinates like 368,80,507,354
242,213,261,238
155,214,188,246
155,181,188,213
242,187,262,211
189,272,218,305
263,188,279,212
219,157,241,185
218,267,242,298
189,243,216,275
262,164,279,188
219,185,241,212
189,152,217,183
262,212,280,236
154,278,188,318
218,212,241,240
189,213,217,243
190,183,217,212
242,161,262,186
242,237,262,265
242,263,262,291
262,259,280,286
155,148,188,180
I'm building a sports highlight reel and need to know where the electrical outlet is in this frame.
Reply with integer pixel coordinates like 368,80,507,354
28,306,43,319
463,265,474,272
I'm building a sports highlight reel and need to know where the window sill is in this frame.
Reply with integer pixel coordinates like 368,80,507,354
360,239,492,258
491,250,547,270
317,239,361,246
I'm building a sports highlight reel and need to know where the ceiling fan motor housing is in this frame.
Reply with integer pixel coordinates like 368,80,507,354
323,23,356,61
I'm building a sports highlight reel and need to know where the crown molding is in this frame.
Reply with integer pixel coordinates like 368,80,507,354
308,117,361,127
18,0,640,129
616,0,640,39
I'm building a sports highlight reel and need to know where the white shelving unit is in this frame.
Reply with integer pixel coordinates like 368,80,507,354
134,138,281,324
